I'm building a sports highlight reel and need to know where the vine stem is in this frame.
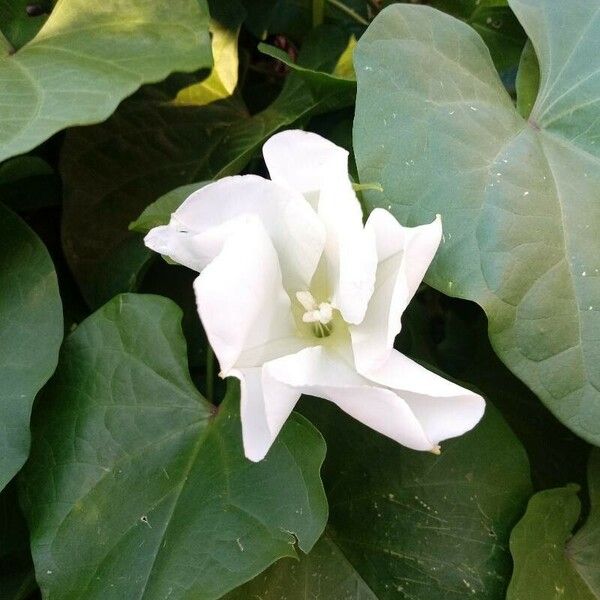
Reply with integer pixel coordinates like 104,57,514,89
326,0,369,26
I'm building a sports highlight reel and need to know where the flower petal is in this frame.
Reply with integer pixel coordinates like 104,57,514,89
144,225,207,272
148,174,325,292
263,130,377,323
264,345,435,451
319,186,378,325
231,367,301,462
263,129,350,195
363,350,485,444
193,218,299,375
351,211,442,372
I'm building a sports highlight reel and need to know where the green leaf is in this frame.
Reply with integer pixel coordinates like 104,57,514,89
508,485,593,599
508,451,600,599
129,183,209,234
354,2,600,446
225,535,377,599
293,399,532,599
516,39,540,119
62,26,355,307
20,294,327,600
0,203,62,491
259,39,356,87
0,0,211,162
427,0,526,72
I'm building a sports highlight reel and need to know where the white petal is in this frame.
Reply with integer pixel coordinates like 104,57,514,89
264,346,434,451
263,129,350,195
351,211,442,372
363,350,485,444
144,225,206,272
193,218,299,375
264,130,377,323
231,367,301,462
318,176,377,325
152,175,326,291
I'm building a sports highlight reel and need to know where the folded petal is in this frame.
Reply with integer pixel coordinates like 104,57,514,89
263,129,350,196
144,224,207,272
363,350,485,445
263,130,377,323
319,186,378,325
193,218,299,375
149,174,325,292
231,367,301,462
264,345,435,451
351,211,442,372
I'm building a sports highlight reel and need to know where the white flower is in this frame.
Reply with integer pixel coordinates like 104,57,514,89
145,130,485,461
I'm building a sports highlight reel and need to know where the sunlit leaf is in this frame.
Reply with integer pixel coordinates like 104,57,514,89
0,0,211,162
174,21,239,107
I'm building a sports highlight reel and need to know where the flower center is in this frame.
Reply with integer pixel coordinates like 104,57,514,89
296,291,334,338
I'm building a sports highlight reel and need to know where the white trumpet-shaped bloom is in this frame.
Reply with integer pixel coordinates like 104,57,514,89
145,130,485,461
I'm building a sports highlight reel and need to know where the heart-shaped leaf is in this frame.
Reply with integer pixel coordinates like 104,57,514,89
0,0,211,162
354,0,600,445
0,203,62,492
20,294,327,600
508,450,600,599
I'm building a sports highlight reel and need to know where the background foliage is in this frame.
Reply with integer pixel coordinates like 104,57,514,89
0,0,598,598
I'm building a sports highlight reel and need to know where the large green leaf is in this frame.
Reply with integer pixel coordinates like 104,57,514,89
508,451,600,599
245,398,531,599
0,0,211,162
62,26,355,307
20,294,327,600
354,1,600,445
0,203,62,491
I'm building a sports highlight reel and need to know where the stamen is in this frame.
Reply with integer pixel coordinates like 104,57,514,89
296,291,334,337
296,291,317,312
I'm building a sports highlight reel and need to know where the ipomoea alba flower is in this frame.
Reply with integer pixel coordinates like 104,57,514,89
145,130,485,461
